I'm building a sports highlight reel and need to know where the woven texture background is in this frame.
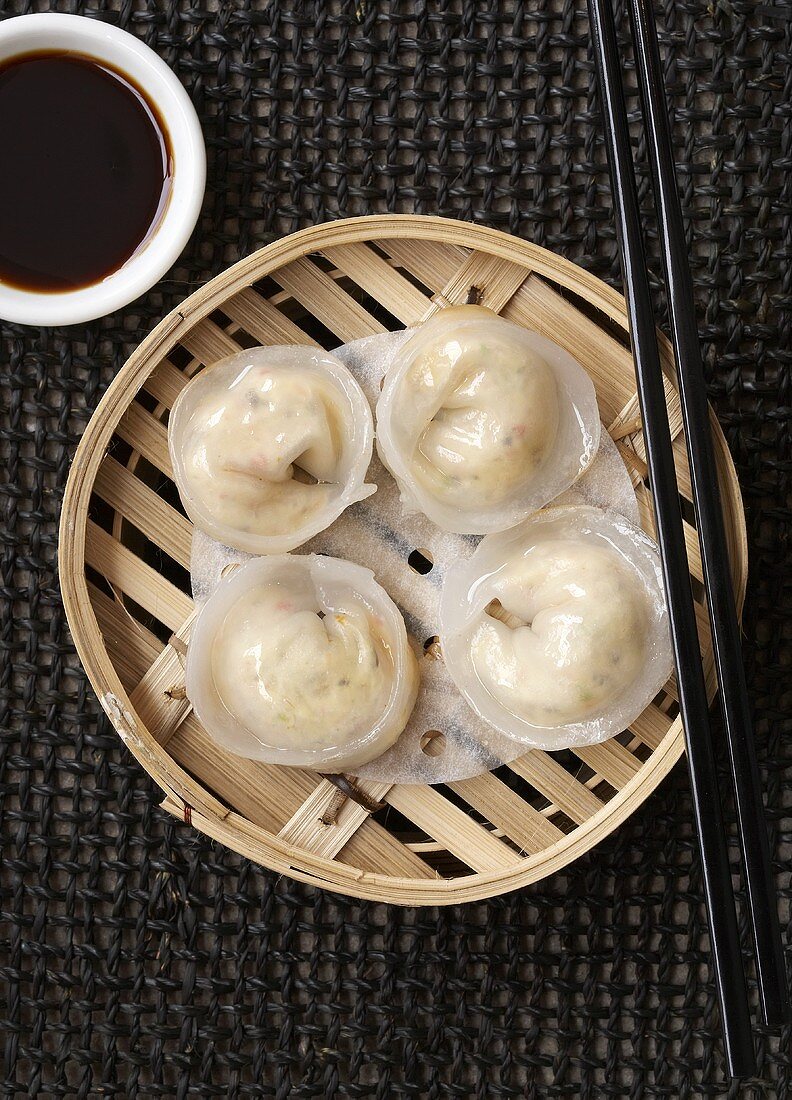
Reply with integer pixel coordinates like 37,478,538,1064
1,1,790,1095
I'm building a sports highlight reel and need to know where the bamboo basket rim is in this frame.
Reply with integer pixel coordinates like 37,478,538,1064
58,214,748,904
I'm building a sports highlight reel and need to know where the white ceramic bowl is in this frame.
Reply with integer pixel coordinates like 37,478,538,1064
0,14,206,326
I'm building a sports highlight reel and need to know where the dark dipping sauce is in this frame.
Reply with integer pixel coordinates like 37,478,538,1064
0,51,172,293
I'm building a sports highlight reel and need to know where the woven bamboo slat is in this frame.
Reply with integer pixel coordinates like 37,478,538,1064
59,215,748,905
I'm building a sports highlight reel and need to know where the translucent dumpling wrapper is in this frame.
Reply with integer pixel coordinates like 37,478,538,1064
168,345,375,554
186,554,420,771
375,305,601,534
439,505,674,750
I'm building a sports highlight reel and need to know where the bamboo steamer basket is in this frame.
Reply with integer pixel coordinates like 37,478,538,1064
59,215,747,905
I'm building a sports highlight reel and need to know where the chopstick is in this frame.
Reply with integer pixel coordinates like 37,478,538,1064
627,0,789,1031
585,0,756,1077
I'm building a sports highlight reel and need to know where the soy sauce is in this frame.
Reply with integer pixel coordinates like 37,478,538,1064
0,51,172,293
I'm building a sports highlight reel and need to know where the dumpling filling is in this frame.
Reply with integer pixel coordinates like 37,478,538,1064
439,505,673,749
168,346,374,554
185,554,419,770
407,325,560,506
470,540,648,726
182,370,343,536
212,579,394,751
376,305,599,534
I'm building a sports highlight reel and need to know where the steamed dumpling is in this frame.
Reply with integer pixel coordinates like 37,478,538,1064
181,372,338,533
406,326,559,505
439,506,673,749
376,305,600,533
168,346,375,554
214,584,392,750
470,540,647,726
186,555,419,771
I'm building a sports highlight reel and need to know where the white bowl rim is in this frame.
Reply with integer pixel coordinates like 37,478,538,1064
0,13,206,327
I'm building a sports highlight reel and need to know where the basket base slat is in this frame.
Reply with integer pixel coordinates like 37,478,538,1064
447,772,566,855
432,249,530,315
142,357,190,408
223,286,321,349
95,456,192,571
85,520,191,633
275,257,386,343
116,402,172,477
574,741,643,790
630,705,674,751
385,785,521,873
129,617,194,747
180,317,243,365
507,751,607,825
324,242,430,324
278,778,393,860
89,582,161,691
378,237,470,294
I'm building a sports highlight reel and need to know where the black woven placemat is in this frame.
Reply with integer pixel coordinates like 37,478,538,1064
1,1,790,1096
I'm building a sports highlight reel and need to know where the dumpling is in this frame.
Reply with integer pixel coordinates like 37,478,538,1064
168,346,375,554
376,305,600,533
439,505,673,749
186,554,419,771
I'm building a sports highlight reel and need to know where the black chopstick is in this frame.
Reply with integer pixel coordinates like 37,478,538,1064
585,0,756,1077
627,0,789,1031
